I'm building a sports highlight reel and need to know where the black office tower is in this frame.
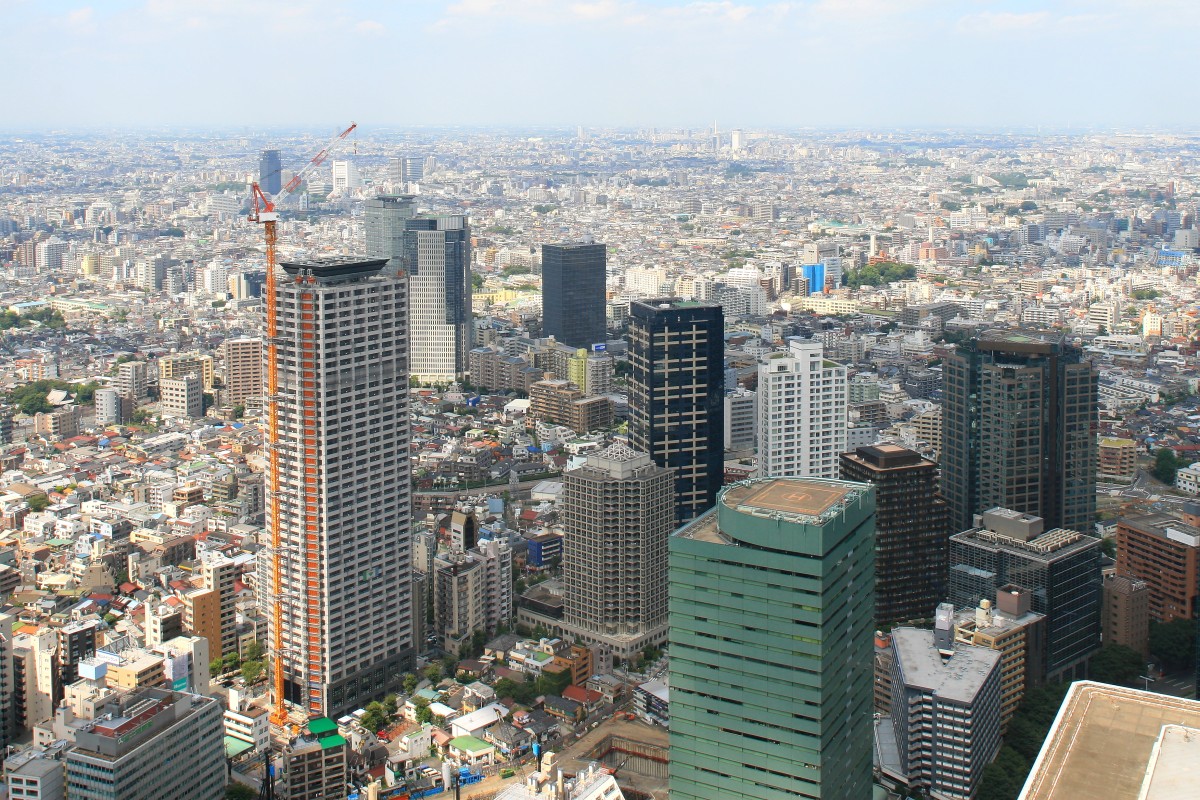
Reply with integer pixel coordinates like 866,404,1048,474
942,330,1097,534
542,240,607,349
259,149,282,196
629,299,724,525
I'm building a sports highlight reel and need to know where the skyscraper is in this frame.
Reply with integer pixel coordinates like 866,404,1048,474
365,194,416,271
541,240,607,349
629,299,724,525
942,330,1097,533
757,337,847,479
259,149,282,196
403,215,472,382
840,443,948,626
562,443,673,659
267,256,412,718
669,477,875,800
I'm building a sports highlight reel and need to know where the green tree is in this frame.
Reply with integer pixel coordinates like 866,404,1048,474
226,784,257,800
1089,644,1146,686
845,261,917,289
1152,448,1185,484
360,701,389,732
402,672,419,695
210,658,225,675
1100,536,1116,559
1150,618,1196,671
26,495,49,512
424,664,442,685
976,746,1029,800
243,640,265,661
240,660,264,684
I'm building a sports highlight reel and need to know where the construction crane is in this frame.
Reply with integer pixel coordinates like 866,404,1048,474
248,121,357,728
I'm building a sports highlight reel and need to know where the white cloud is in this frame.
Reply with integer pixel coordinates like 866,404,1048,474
354,19,385,35
957,10,1050,33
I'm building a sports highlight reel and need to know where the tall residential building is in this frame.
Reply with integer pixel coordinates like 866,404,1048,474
757,337,847,479
114,361,147,400
432,538,512,654
277,717,348,800
199,551,238,656
948,508,1101,681
941,330,1097,532
541,240,607,349
64,688,225,800
563,444,673,659
259,149,282,196
94,388,125,426
402,215,472,382
629,298,724,525
268,256,413,718
886,610,1003,800
840,444,948,626
1115,513,1200,623
669,477,875,800
222,338,263,408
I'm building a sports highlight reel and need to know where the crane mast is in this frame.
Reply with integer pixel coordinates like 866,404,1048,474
247,122,356,728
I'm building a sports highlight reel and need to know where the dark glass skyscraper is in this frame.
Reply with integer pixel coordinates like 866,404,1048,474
629,299,724,525
364,194,416,270
942,330,1097,533
259,149,282,195
841,443,948,626
541,240,607,349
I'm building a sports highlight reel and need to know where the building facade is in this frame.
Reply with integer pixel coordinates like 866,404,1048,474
159,374,203,419
757,337,847,480
268,256,413,718
953,589,1046,730
1116,513,1200,623
669,477,875,800
541,240,607,350
888,612,1003,800
1102,573,1150,657
942,331,1097,532
222,337,263,408
840,444,948,626
406,215,473,382
629,299,724,525
64,689,225,800
948,508,1101,681
563,444,673,655
259,149,282,196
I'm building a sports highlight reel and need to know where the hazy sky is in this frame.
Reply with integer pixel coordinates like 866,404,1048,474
3,0,1198,131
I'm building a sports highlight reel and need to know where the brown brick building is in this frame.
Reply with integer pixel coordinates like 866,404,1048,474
1116,513,1200,623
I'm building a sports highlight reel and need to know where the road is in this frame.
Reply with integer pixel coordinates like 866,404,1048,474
1098,468,1192,506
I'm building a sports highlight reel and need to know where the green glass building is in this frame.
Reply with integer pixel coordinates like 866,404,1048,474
669,477,875,800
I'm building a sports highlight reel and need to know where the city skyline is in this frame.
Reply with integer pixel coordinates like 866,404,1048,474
3,1,1200,130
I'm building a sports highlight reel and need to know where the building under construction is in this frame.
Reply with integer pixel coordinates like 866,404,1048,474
264,255,415,719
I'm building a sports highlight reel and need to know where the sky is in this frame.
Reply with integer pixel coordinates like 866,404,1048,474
2,0,1198,131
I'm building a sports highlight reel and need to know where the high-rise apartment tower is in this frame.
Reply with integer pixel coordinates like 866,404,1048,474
758,337,847,479
840,444,948,626
259,149,282,196
562,443,673,659
267,256,413,718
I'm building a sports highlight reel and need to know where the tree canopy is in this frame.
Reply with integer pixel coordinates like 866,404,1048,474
1150,618,1196,671
846,261,917,289
1089,644,1146,687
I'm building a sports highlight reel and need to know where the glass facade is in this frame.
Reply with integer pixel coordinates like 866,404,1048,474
942,331,1097,533
541,242,607,349
669,478,875,800
948,528,1101,680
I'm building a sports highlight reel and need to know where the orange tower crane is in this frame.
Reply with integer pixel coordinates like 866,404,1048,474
248,122,356,727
